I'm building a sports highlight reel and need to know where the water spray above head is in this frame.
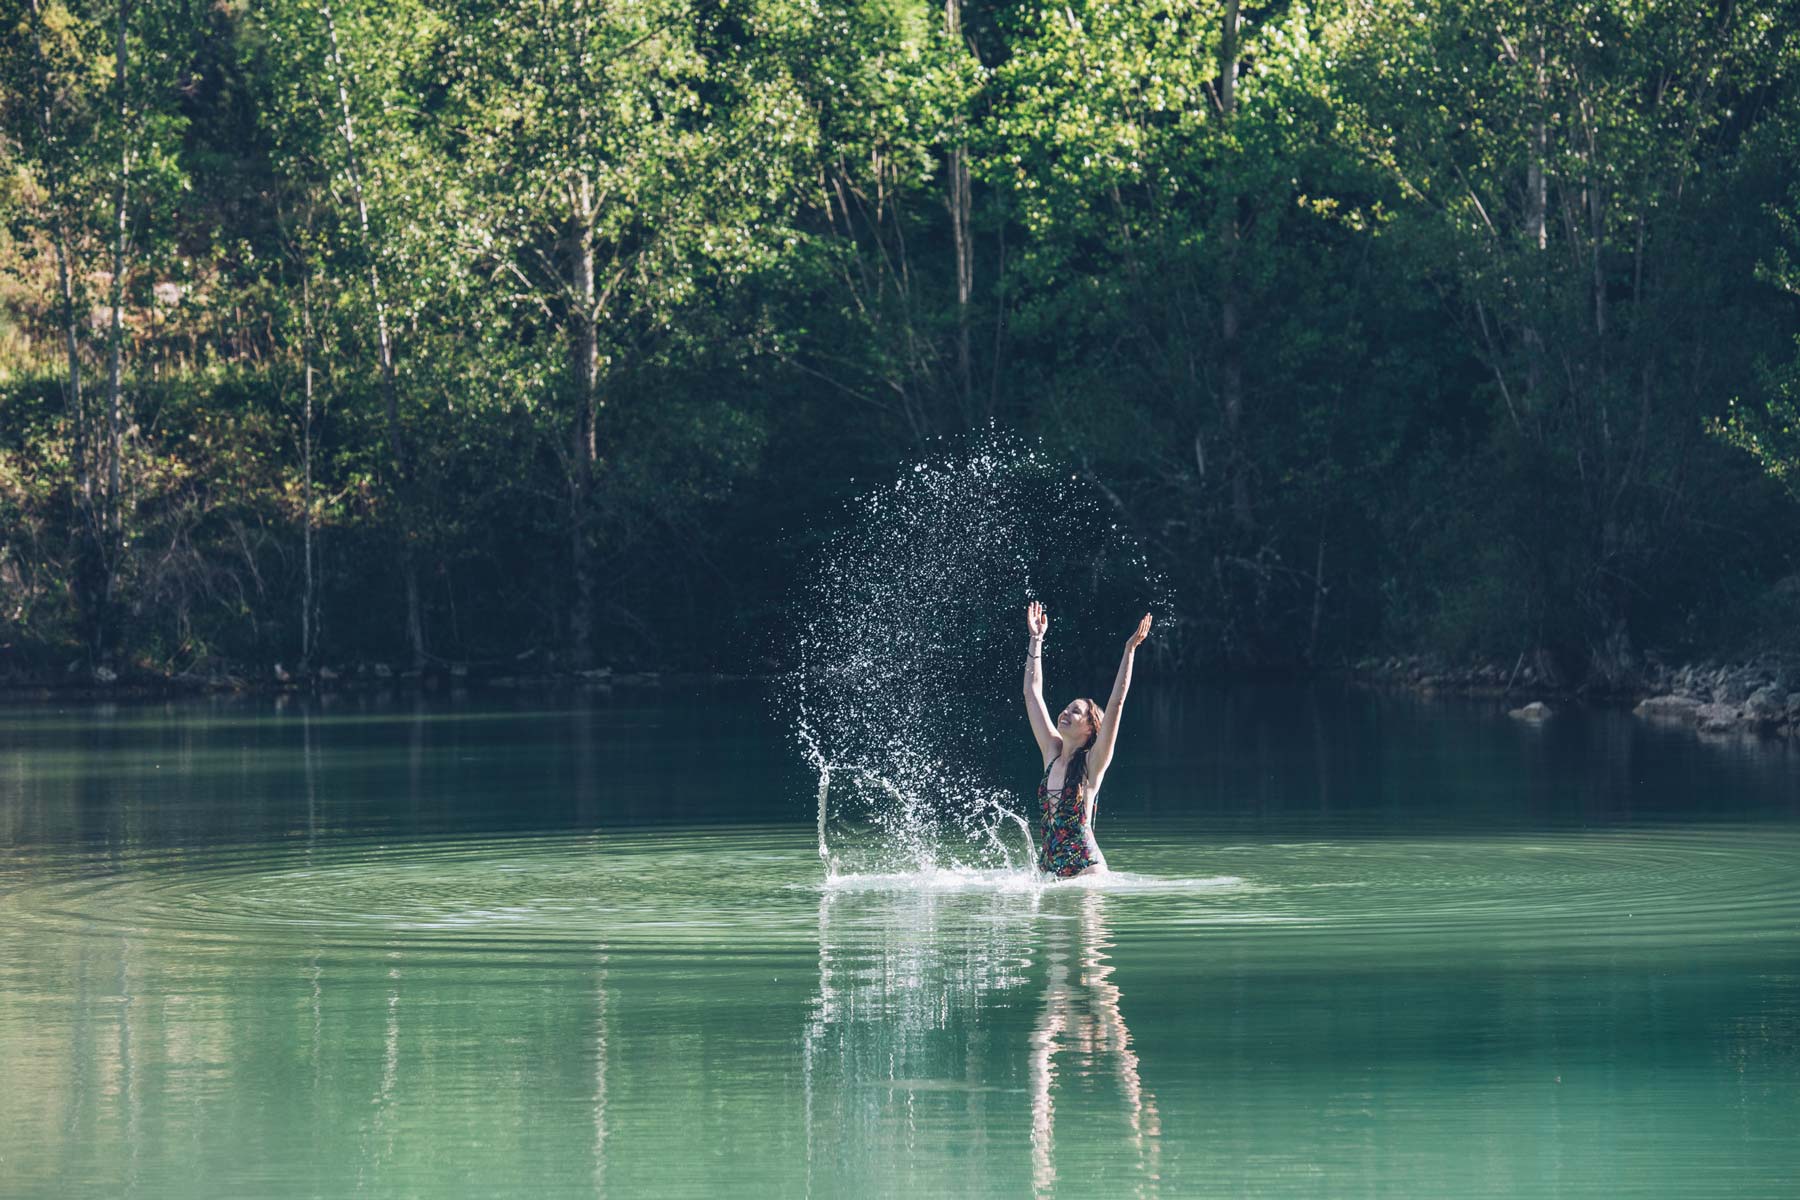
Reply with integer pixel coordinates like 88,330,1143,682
792,429,1173,876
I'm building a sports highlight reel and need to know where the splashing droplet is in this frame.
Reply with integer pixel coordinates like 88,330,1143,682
791,431,1173,875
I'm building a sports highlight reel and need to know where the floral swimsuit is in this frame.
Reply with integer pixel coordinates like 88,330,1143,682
1037,750,1101,877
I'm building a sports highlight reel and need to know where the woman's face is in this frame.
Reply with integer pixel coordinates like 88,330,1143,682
1056,700,1097,742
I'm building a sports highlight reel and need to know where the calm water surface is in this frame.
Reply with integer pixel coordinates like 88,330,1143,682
3,684,1799,1197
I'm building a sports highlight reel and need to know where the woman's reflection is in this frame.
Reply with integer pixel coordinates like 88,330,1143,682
801,882,1160,1195
1030,888,1160,1196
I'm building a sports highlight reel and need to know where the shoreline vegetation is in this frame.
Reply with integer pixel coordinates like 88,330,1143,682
15,653,1800,746
0,659,744,703
6,2,1800,704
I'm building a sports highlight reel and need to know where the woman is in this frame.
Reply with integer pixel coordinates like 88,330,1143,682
1023,601,1152,878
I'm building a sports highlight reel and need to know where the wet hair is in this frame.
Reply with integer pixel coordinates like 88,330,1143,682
1055,700,1105,795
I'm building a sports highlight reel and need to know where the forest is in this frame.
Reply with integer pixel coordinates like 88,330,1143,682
4,0,1800,685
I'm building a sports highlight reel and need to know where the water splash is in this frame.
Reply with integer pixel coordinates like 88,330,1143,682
792,430,1172,877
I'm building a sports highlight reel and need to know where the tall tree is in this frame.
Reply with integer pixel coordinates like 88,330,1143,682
445,0,809,667
1216,0,1250,530
782,0,985,443
1336,0,1799,669
4,0,105,647
251,0,453,668
3,0,189,659
101,0,127,625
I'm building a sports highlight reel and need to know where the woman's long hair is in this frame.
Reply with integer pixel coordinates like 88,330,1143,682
1062,698,1104,793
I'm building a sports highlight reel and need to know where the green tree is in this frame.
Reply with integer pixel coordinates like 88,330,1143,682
442,0,811,667
1336,0,1798,674
779,0,985,442
249,0,461,667
2,0,190,660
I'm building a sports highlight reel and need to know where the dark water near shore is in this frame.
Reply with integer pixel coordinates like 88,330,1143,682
3,684,1799,1197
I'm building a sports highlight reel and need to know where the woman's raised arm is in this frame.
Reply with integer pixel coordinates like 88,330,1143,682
1023,601,1059,763
1088,613,1151,785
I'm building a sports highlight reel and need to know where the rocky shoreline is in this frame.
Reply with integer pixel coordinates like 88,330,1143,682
1351,654,1800,738
11,651,1800,740
0,657,761,703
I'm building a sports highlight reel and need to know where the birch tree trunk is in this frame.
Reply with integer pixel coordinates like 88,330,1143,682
101,0,130,656
1519,38,1548,408
25,0,91,528
321,0,425,668
568,185,599,671
55,224,87,515
1218,0,1252,530
300,269,318,668
945,0,974,414
26,0,98,647
1523,34,1547,406
1526,41,1547,251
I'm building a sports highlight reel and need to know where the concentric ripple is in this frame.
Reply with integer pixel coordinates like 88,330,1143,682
1107,823,1800,960
5,822,1797,965
4,828,822,952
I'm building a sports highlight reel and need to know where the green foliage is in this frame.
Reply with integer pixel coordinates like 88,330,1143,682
2,0,1800,679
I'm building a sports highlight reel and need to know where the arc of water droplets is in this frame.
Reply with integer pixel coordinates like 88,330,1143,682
791,431,1173,879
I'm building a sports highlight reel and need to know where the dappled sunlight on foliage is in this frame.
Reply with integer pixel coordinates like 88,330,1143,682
0,0,1798,682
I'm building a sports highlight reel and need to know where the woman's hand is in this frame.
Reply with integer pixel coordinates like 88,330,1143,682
1125,612,1152,650
1026,600,1049,639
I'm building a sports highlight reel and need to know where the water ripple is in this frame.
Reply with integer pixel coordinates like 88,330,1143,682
3,824,1797,964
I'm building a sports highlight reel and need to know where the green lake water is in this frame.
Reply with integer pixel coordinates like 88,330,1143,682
3,684,1799,1197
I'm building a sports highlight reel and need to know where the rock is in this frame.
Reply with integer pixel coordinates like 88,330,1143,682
1509,701,1552,721
1744,685,1784,725
92,665,117,685
1635,695,1701,720
1713,674,1754,705
1695,702,1742,734
490,675,553,689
